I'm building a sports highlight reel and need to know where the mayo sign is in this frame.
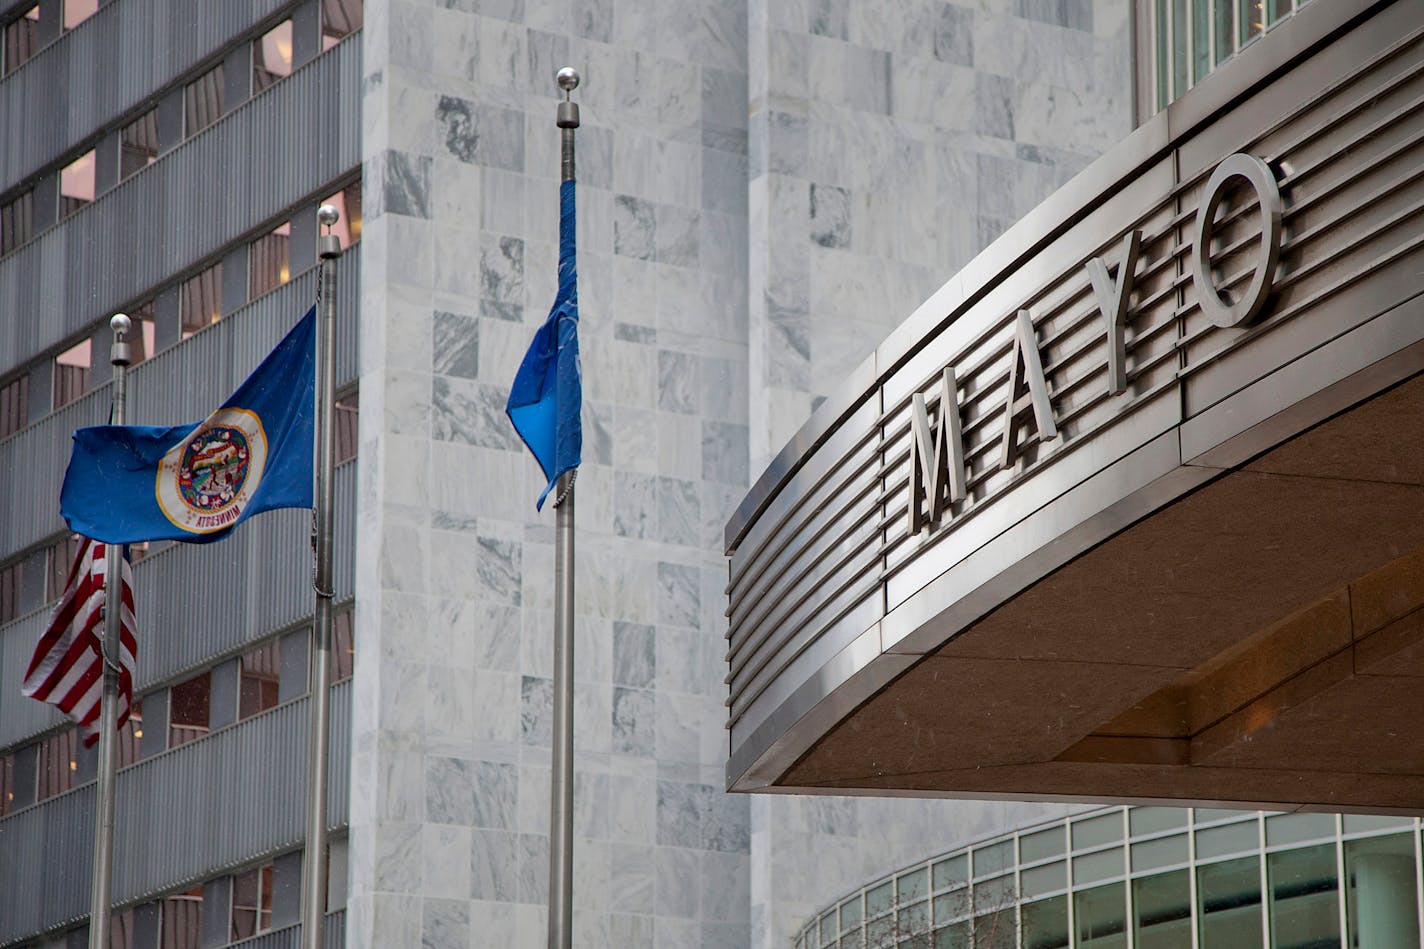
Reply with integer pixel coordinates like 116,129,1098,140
909,153,1285,533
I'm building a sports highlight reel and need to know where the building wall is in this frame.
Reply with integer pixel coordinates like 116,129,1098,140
744,2,1132,946
349,0,753,945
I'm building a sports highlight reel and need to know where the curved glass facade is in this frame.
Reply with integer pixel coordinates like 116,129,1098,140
795,806,1424,949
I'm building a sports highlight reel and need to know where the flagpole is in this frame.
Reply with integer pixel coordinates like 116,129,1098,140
301,206,341,949
548,65,580,949
88,313,131,949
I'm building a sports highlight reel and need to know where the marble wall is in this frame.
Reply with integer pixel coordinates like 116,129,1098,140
744,1,1132,946
352,0,752,945
351,0,1132,946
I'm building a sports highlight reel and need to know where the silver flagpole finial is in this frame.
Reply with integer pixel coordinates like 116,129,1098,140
110,313,132,367
318,205,342,259
556,66,580,98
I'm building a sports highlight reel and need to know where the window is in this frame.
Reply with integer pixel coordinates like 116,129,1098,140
161,887,203,949
106,908,134,949
168,671,211,748
249,221,291,298
335,390,359,464
331,608,355,681
321,181,363,248
46,534,85,602
1,189,34,255
322,0,362,49
63,0,96,30
117,700,143,768
184,64,224,138
1197,855,1262,945
230,863,274,940
238,640,281,720
53,338,91,409
2,6,38,76
1344,834,1419,946
0,558,20,623
180,262,223,336
59,149,96,219
35,727,79,801
253,20,293,93
122,303,156,365
1,373,29,437
0,750,15,817
1143,0,1312,113
120,110,158,181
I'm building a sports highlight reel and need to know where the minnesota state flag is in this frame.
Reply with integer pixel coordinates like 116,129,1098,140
60,309,315,544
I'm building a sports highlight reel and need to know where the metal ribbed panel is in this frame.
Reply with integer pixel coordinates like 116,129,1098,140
0,0,297,187
725,12,1424,743
0,37,361,373
0,246,359,560
0,682,351,945
225,911,344,949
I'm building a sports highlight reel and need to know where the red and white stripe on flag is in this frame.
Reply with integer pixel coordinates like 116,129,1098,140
22,538,137,748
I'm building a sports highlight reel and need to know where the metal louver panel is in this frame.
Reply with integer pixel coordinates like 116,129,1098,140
0,37,361,373
0,682,352,945
0,0,299,187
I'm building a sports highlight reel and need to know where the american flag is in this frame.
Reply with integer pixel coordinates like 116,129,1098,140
22,538,137,747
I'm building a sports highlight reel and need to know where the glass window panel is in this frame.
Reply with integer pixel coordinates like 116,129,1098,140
3,6,39,76
1197,823,1257,860
1022,896,1068,949
839,931,863,949
1269,843,1339,948
1343,814,1411,835
64,0,96,30
1131,806,1189,837
0,559,20,623
36,727,79,800
116,700,142,769
1345,833,1418,949
973,841,1011,877
239,640,281,719
973,875,1013,913
0,751,13,816
864,913,893,948
334,390,359,464
1266,812,1335,847
1132,834,1187,872
1171,0,1188,99
1191,0,1211,82
1075,882,1127,948
866,881,894,919
840,896,862,931
231,868,258,940
1153,0,1169,111
899,900,930,936
933,889,972,926
1214,0,1235,66
1267,0,1290,25
53,337,91,409
933,855,967,892
253,20,293,93
120,109,159,180
120,304,156,366
933,921,968,949
249,220,291,298
899,868,929,903
1073,848,1124,885
47,534,85,601
162,888,203,949
1021,861,1065,899
180,262,223,334
59,149,96,218
1073,814,1123,850
169,672,211,747
973,909,1014,949
1194,808,1248,825
820,910,837,945
1239,0,1264,45
185,65,225,137
1198,855,1262,948
1,189,34,254
331,608,356,681
1021,826,1065,863
321,181,363,248
1133,870,1191,949
322,0,362,48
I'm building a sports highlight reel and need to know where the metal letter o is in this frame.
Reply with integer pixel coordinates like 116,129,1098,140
1190,153,1283,328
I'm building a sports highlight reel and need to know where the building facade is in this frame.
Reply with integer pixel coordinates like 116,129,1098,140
0,0,1312,947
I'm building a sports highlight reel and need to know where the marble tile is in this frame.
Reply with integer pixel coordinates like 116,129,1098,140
480,235,525,306
935,2,976,65
656,204,701,268
613,470,656,539
657,476,701,547
808,183,851,249
702,920,752,949
613,621,656,688
609,913,656,948
701,852,751,921
657,350,699,415
614,194,657,260
475,533,522,605
657,561,702,628
433,310,480,379
435,95,527,172
655,846,701,919
656,690,702,764
518,832,551,904
766,112,808,177
421,825,473,899
520,675,553,745
612,686,656,756
421,897,469,949
701,420,749,486
373,821,423,891
379,150,432,219
430,376,520,449
841,44,891,115
974,71,1016,139
609,842,657,913
470,829,520,901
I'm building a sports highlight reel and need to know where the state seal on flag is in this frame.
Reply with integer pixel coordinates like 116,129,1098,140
156,408,269,534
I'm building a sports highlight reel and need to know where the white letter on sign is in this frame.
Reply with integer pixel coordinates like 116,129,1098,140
1087,229,1142,396
1191,153,1283,328
909,367,966,533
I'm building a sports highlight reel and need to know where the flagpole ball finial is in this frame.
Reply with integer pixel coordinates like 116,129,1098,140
110,313,131,338
557,66,580,95
318,204,340,229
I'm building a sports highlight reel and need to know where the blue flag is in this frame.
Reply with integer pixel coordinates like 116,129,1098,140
507,178,582,509
60,308,316,544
